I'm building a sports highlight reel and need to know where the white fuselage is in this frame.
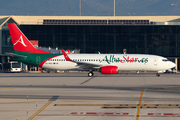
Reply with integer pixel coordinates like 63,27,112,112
42,54,176,72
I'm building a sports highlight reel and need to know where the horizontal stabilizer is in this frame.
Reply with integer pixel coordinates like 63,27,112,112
5,52,27,58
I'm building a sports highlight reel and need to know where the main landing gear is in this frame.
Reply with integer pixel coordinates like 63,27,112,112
156,73,160,77
88,71,94,77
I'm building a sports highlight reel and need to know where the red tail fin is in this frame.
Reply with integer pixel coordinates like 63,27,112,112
8,23,50,53
67,49,71,54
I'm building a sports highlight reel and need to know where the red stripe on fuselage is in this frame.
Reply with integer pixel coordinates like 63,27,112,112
38,55,62,67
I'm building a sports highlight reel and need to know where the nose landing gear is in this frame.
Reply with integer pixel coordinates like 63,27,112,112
156,73,160,77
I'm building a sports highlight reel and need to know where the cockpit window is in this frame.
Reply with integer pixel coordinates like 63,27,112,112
162,59,168,62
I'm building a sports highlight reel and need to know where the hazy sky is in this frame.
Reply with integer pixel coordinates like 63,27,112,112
0,0,180,16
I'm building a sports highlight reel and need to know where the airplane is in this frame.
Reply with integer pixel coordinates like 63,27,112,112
7,23,176,77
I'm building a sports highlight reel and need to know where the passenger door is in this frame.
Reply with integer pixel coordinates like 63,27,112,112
154,57,158,66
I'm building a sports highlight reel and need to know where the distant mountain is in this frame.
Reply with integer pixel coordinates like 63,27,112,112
0,0,180,16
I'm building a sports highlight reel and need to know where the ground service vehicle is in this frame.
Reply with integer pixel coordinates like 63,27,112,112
3,61,22,72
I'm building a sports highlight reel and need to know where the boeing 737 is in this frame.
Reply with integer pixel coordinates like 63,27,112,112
7,23,176,77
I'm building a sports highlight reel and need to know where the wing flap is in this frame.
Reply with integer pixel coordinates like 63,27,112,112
75,61,101,69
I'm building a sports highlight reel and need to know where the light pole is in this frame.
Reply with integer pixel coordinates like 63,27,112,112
79,0,81,16
114,0,115,16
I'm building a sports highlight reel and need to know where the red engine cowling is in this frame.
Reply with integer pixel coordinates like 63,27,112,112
101,66,118,74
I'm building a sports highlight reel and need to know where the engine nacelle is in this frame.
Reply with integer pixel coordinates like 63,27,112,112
101,66,118,74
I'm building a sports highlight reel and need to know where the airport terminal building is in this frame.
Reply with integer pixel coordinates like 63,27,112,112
0,16,180,70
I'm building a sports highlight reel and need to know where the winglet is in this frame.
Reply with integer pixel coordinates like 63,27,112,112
67,49,71,54
62,49,72,61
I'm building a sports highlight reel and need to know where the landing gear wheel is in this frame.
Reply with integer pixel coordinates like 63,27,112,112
88,72,94,77
156,73,160,77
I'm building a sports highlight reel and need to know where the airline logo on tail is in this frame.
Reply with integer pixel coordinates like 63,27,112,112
8,23,50,53
14,35,27,47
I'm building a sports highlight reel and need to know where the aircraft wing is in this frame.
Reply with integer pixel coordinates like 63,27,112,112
61,50,101,69
5,52,27,58
74,61,101,69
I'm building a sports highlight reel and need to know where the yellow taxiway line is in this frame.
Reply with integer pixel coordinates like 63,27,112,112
27,101,53,120
136,88,144,120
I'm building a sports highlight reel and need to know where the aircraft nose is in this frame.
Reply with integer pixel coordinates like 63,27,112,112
170,62,176,68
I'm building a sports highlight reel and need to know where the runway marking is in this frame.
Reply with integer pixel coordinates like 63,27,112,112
55,104,180,107
71,112,129,115
148,113,180,116
136,88,144,120
102,106,180,109
36,113,180,117
27,101,53,120
54,104,130,106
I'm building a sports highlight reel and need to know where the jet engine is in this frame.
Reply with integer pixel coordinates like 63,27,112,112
101,66,118,74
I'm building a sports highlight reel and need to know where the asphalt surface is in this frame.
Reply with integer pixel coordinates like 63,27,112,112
0,72,180,120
